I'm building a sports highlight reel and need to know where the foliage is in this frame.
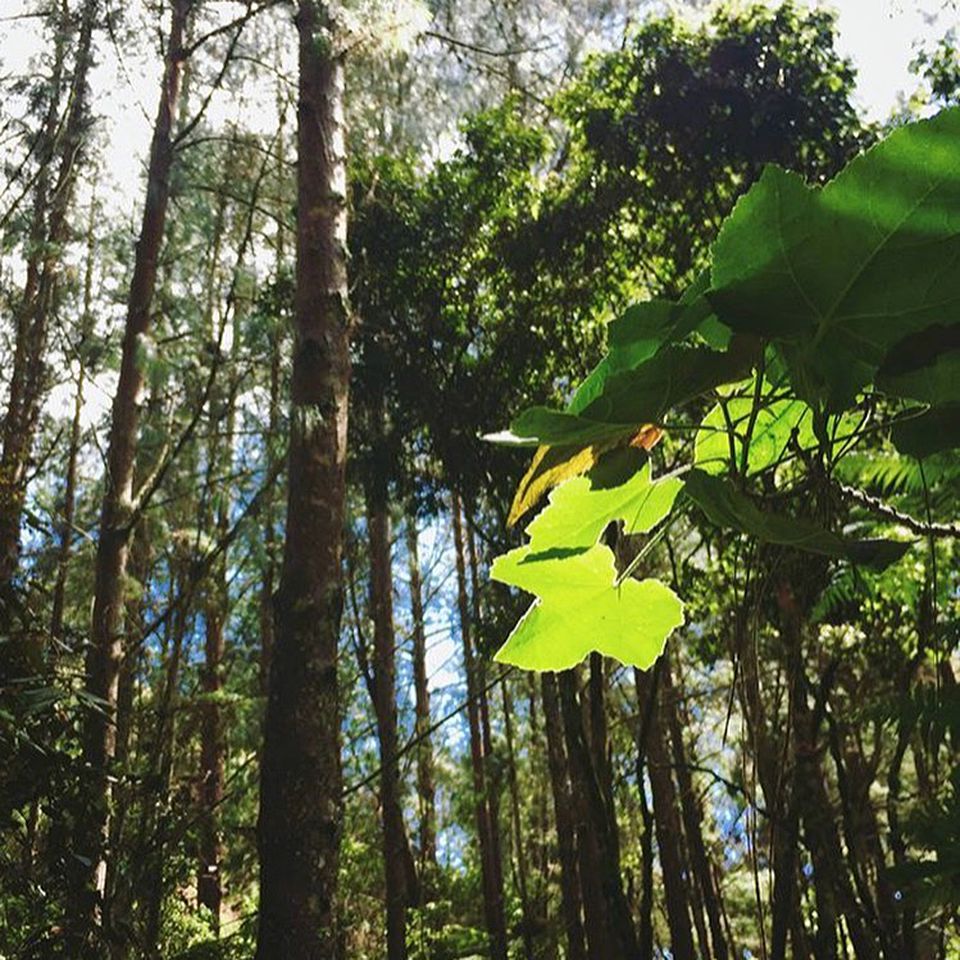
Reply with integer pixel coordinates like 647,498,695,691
491,106,960,671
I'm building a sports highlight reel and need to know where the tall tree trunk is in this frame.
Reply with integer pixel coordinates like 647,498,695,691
198,576,226,932
776,588,880,960
142,562,190,958
70,2,188,949
0,0,99,589
541,672,587,960
406,518,437,877
196,149,233,936
664,658,730,960
51,195,98,639
452,492,508,960
635,665,696,960
255,2,350,955
733,597,810,960
258,95,287,697
501,675,536,960
526,675,553,955
559,669,639,960
367,474,418,958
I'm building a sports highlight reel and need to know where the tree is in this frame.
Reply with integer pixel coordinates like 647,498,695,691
255,1,351,955
0,0,99,593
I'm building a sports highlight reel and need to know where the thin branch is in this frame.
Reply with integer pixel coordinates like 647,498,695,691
837,480,959,538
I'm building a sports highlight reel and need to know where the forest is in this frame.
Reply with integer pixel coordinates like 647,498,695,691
0,0,958,957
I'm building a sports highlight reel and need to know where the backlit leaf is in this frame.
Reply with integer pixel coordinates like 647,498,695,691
710,107,960,409
491,544,683,671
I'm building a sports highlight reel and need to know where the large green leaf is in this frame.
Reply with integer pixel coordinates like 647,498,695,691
491,451,685,670
523,449,683,550
569,293,728,414
498,339,756,446
710,107,960,409
575,339,756,425
878,349,960,407
684,470,911,569
491,544,683,670
695,377,815,476
487,408,633,447
890,404,960,458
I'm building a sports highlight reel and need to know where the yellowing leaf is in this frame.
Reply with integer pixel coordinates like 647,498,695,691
507,424,662,528
507,441,612,528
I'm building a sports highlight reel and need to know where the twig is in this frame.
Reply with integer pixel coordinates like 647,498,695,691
837,481,960,538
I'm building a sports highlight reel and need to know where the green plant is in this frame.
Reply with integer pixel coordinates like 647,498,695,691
489,106,960,671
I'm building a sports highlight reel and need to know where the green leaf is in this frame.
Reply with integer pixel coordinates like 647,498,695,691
569,300,680,414
569,294,728,414
576,340,756,426
492,451,685,671
506,441,620,527
878,348,960,406
524,449,683,550
695,377,815,475
710,107,960,409
493,407,634,447
684,469,910,569
890,404,960,458
491,544,683,671
495,338,752,448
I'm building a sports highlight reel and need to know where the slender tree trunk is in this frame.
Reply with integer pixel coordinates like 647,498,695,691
51,196,97,638
367,477,417,959
196,151,234,936
258,331,280,695
635,665,696,960
102,512,151,960
258,99,287,698
465,515,508,923
452,493,508,960
501,676,536,960
525,674,553,957
143,562,190,958
0,0,99,589
636,761,654,960
777,595,880,960
256,2,350,955
664,659,729,960
541,672,586,960
559,669,639,960
406,518,437,877
198,589,226,931
70,3,188,949
733,599,810,960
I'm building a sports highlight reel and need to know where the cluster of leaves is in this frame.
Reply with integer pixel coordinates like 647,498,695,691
490,106,960,671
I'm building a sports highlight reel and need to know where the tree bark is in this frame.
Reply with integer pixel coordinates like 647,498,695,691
635,665,696,960
776,591,880,960
196,148,234,936
198,470,228,933
70,2,188,949
663,658,729,960
367,484,418,959
255,2,351,955
541,671,587,960
452,492,508,960
51,195,97,639
559,669,639,960
501,675,536,960
406,518,437,876
733,597,810,960
0,0,99,589
142,561,190,959
258,100,287,698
